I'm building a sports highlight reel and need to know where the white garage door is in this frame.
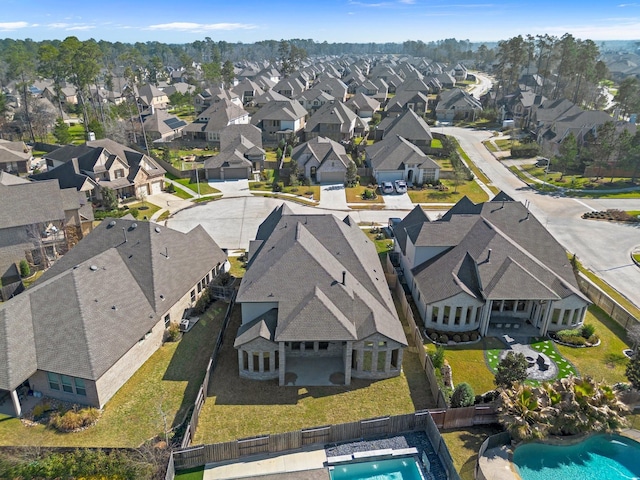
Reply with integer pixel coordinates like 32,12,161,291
319,171,345,183
151,181,163,194
376,171,402,183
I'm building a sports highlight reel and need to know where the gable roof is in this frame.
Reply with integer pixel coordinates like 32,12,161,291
366,134,439,171
384,109,433,143
251,98,308,123
238,208,406,346
291,136,352,170
305,101,358,134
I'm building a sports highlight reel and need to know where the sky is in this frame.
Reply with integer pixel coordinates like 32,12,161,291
0,0,639,44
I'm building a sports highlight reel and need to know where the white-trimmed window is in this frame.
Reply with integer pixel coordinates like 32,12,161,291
47,372,60,390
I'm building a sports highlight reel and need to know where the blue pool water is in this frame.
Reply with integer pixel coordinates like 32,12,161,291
329,457,424,480
513,434,640,480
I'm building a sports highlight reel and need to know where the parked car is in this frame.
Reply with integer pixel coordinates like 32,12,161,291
394,180,408,194
381,181,394,194
535,158,550,168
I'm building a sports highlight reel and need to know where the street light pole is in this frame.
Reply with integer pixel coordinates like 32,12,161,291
195,164,201,198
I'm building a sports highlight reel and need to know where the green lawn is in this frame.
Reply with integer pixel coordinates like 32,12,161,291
126,202,161,220
425,337,504,395
171,188,194,200
431,138,443,149
170,177,220,196
441,426,504,480
346,185,384,203
0,304,226,447
408,179,489,204
556,306,630,384
482,141,498,153
193,303,434,444
175,467,204,480
457,146,500,195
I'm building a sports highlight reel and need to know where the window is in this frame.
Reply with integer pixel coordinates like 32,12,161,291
454,307,462,325
318,342,329,350
114,169,125,179
74,378,86,396
304,342,314,351
61,375,73,393
517,300,527,312
205,273,210,284
190,289,196,302
503,300,515,312
164,314,170,328
466,306,473,325
47,372,60,390
551,308,561,324
443,306,451,325
197,283,202,294
431,306,439,323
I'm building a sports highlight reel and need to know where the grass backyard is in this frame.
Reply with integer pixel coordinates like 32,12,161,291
441,425,504,480
408,179,489,204
166,175,220,196
0,303,226,447
193,302,435,444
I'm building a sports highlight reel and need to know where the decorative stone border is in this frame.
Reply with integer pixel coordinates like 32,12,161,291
549,335,601,348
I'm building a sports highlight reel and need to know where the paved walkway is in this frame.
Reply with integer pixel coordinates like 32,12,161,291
202,447,328,480
382,192,415,210
208,179,252,197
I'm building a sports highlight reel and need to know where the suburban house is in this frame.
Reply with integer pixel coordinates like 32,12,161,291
0,172,94,299
234,205,407,386
250,98,308,145
194,88,241,114
291,136,354,184
136,84,169,111
296,88,335,114
33,139,166,201
453,63,468,82
0,218,227,417
346,92,381,119
435,88,483,123
220,124,266,171
304,101,360,142
128,108,186,145
183,99,250,144
385,91,430,118
273,77,307,99
314,75,348,102
0,140,32,174
392,194,590,337
366,134,440,185
231,79,265,104
374,109,433,152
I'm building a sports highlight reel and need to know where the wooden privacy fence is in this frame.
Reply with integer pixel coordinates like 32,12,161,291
577,273,638,330
175,409,438,470
179,292,237,448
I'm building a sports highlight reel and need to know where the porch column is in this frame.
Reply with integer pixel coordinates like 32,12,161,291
357,348,365,373
540,302,554,336
479,303,492,336
258,352,264,373
10,389,21,417
372,349,379,373
460,306,468,325
344,342,353,385
279,343,286,386
470,306,478,324
426,306,432,326
269,350,276,372
248,352,254,372
384,348,392,373
237,350,244,373
396,348,404,370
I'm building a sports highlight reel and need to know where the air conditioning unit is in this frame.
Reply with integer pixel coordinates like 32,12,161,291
179,319,190,332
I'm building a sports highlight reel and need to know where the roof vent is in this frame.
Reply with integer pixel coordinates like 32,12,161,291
155,226,161,233
130,223,138,230
112,305,117,310
108,220,117,227
160,294,165,300
90,265,98,271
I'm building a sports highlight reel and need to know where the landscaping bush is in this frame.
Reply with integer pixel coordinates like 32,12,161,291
49,407,100,432
165,183,175,193
450,382,475,408
461,333,470,342
430,346,445,369
581,323,596,339
430,332,439,342
510,143,540,158
272,182,283,193
470,332,479,341
167,323,181,342
362,188,377,200
32,402,53,420
129,208,139,219
453,334,461,343
193,288,212,315
494,351,528,389
19,259,30,278
438,334,449,344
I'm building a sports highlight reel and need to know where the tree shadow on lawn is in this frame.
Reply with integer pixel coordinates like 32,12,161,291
441,426,504,480
162,302,226,429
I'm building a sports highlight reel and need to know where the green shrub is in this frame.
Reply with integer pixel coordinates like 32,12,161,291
438,334,449,344
430,332,439,341
19,259,30,278
362,188,377,200
165,183,175,193
193,288,212,315
510,143,540,158
581,323,596,339
129,208,139,219
167,323,181,342
272,182,283,193
32,402,52,420
587,334,599,344
290,187,298,192
430,346,445,369
450,382,475,408
453,334,461,343
461,333,470,342
470,332,479,341
49,407,100,432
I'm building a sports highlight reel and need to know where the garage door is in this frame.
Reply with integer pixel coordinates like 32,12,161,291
376,171,402,183
319,171,345,183
222,167,249,179
150,181,163,194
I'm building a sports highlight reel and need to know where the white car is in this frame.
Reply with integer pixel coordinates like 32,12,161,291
394,180,408,194
381,182,394,194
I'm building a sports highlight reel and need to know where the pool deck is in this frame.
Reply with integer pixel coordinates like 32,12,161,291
202,446,328,479
477,445,520,480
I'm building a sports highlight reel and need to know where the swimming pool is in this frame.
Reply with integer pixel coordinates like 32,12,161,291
329,457,424,480
513,433,640,480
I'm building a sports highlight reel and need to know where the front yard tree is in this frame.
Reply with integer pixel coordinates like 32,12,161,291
101,187,118,211
53,117,71,144
494,351,528,389
555,131,578,175
222,60,235,88
345,161,358,187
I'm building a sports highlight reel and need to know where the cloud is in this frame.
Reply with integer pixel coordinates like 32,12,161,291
618,3,640,6
66,25,95,31
0,21,30,31
146,22,256,32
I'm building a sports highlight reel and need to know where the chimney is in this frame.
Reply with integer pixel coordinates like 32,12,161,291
487,249,492,263
341,271,346,286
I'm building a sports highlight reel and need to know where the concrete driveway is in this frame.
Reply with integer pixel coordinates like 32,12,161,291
208,179,251,197
382,192,415,210
318,183,348,210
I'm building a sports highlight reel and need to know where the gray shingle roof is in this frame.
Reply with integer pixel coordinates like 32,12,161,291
0,179,66,229
237,208,406,346
366,135,438,171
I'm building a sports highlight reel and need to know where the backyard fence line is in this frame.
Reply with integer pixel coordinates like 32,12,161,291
576,273,639,330
178,291,237,449
171,407,484,475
